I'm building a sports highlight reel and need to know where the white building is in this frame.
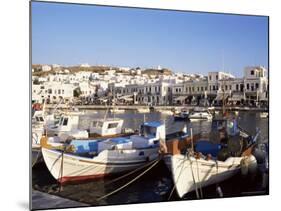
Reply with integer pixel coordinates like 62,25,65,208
42,65,52,72
32,82,77,104
243,66,268,104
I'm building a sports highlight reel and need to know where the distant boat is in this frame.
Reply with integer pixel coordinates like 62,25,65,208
158,110,173,115
188,107,213,121
110,108,125,114
174,109,189,121
137,108,150,113
47,113,89,141
260,112,268,118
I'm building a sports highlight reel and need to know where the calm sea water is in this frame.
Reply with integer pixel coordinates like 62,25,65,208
32,110,269,207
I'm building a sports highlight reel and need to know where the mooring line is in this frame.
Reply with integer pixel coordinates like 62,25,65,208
104,157,160,187
97,158,160,201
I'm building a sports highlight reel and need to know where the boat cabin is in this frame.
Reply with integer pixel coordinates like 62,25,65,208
53,114,80,132
130,121,165,148
89,118,124,137
211,118,239,136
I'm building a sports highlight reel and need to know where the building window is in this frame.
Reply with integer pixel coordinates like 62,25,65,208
197,87,199,92
247,83,249,90
225,85,228,90
236,84,239,90
192,87,194,92
256,83,259,89
213,85,216,91
209,76,212,80
58,89,61,94
251,70,254,75
216,75,218,80
62,90,64,94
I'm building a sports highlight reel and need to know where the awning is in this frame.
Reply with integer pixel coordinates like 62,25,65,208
228,93,244,101
215,94,230,101
174,96,187,101
118,95,134,101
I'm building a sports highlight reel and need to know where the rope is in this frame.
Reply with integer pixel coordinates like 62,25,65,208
104,157,160,187
215,160,223,198
195,158,203,198
188,156,200,199
59,150,64,192
32,149,41,167
97,158,160,201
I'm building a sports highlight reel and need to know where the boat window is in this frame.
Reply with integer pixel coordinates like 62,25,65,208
108,123,119,129
63,118,68,126
141,126,157,138
92,121,102,128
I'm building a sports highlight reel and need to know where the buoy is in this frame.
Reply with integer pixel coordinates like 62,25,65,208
240,158,249,176
248,155,258,175
240,155,258,176
216,185,223,197
182,124,188,134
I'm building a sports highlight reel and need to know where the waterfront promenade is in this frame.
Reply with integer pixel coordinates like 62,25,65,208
45,104,268,112
32,190,89,210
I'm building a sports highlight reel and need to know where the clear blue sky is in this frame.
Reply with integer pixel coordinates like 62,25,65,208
32,1,268,77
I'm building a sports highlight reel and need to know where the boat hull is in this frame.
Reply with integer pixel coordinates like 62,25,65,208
32,147,43,166
42,147,158,184
168,154,242,198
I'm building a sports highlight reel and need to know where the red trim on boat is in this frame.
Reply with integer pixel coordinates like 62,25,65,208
58,173,109,184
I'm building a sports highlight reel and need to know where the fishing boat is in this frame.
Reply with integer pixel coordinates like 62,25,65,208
158,109,174,115
188,107,213,121
41,121,166,183
89,118,131,137
47,113,89,141
137,108,150,113
174,109,189,121
163,117,259,198
259,112,268,118
110,108,125,114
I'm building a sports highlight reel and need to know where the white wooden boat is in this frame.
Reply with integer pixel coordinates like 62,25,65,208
110,108,125,114
137,108,150,113
42,121,166,183
47,114,89,141
260,112,268,118
163,117,259,198
167,154,252,198
158,110,173,115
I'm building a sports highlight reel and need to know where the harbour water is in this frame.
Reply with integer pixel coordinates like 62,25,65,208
32,110,269,208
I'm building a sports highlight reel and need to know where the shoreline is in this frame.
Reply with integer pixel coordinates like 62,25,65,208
44,104,268,112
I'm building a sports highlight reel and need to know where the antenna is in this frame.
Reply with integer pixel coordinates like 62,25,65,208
222,49,225,72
